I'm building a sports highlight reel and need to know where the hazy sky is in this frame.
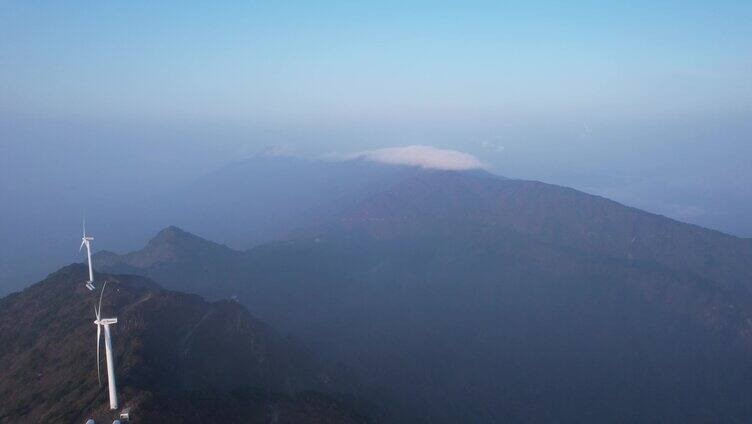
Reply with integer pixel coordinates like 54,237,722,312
2,1,751,236
3,1,751,121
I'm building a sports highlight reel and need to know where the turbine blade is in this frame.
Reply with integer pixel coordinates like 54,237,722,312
95,281,107,387
97,281,107,318
96,323,102,387
79,239,85,252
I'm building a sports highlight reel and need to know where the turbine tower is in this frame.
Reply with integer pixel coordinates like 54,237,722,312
94,282,119,410
80,220,96,291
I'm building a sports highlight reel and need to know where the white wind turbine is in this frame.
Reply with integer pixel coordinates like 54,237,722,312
94,281,119,410
80,220,96,291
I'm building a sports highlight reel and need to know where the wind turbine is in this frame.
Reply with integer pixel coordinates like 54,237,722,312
80,220,96,291
94,281,119,410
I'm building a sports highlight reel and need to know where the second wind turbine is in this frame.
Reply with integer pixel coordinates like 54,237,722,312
80,220,96,291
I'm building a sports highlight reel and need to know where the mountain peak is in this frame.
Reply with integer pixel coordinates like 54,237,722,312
148,225,198,245
138,226,232,263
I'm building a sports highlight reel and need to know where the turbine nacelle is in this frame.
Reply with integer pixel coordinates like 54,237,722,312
79,236,94,251
95,318,118,326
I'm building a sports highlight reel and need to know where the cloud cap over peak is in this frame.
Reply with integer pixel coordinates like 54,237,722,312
355,145,485,171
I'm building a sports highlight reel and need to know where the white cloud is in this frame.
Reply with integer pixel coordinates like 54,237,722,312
352,145,486,171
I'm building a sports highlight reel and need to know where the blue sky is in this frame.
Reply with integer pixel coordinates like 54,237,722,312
3,1,750,123
1,1,751,237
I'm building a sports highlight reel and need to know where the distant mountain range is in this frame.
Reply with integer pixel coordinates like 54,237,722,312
0,264,375,424
0,154,424,294
4,152,749,294
95,169,752,422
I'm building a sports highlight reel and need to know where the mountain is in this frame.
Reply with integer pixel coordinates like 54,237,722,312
96,170,752,422
96,226,244,296
329,170,752,289
0,264,375,424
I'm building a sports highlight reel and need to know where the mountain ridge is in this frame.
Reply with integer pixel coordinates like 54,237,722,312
0,264,376,423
